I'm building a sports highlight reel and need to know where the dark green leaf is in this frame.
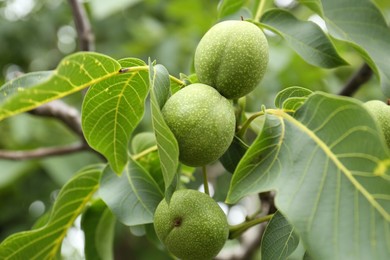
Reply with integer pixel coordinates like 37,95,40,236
82,199,115,260
0,164,103,259
82,58,149,174
149,62,179,201
219,136,249,173
261,9,347,68
300,0,390,96
227,93,390,258
261,211,299,260
99,158,163,226
0,52,120,121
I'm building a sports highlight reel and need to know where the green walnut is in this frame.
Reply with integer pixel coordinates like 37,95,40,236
153,189,229,260
162,83,235,167
364,100,390,148
194,20,269,99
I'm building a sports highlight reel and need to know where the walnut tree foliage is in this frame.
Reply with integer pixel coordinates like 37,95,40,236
0,0,389,259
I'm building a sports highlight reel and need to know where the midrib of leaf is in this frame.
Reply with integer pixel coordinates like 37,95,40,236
268,109,389,221
112,72,137,170
0,69,119,121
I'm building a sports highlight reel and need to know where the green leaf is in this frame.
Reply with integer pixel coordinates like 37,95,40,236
217,0,246,18
131,132,157,154
0,52,120,121
300,0,390,96
261,211,299,260
131,133,165,192
260,9,347,68
274,86,313,111
0,164,103,259
82,199,115,260
149,62,179,201
219,136,249,173
99,158,164,226
82,58,149,174
227,93,390,259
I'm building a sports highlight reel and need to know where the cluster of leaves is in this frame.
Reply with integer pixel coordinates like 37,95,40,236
0,0,389,259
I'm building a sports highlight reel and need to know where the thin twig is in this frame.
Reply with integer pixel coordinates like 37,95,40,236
0,143,89,160
218,192,275,260
30,100,84,139
238,192,276,260
68,0,94,51
338,63,373,96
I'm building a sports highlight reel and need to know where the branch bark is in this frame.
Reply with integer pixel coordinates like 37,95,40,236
0,143,89,160
68,0,94,51
30,100,84,138
338,63,373,96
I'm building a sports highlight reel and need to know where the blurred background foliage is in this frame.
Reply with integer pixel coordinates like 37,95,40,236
0,0,390,259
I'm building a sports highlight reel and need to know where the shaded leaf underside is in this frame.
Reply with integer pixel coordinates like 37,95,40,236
300,0,390,96
261,9,347,68
228,92,390,259
99,158,163,226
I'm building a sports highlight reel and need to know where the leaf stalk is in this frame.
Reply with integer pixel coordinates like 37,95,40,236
229,214,274,239
202,165,210,195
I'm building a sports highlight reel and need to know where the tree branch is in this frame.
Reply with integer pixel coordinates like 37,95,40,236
338,63,373,96
0,142,89,160
68,0,94,51
29,100,84,139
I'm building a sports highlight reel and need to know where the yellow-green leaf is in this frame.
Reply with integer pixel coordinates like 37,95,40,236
81,58,149,174
0,52,120,121
0,164,103,259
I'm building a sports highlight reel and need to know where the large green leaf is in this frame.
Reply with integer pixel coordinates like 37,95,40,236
261,211,299,260
81,199,115,260
149,63,179,201
82,58,149,174
99,158,164,226
0,164,103,259
0,52,120,121
300,0,390,96
227,92,390,259
260,9,347,68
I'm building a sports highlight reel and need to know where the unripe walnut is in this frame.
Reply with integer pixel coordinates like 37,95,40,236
162,83,235,167
195,20,269,99
153,189,229,260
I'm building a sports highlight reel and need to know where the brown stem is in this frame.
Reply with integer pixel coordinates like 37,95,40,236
68,0,94,51
29,100,84,139
0,143,89,160
338,63,373,96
